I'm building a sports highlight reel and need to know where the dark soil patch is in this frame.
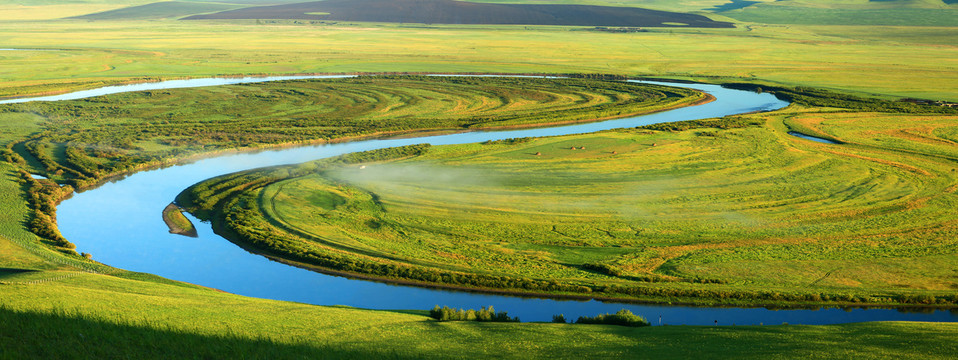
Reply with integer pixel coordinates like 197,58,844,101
183,0,734,28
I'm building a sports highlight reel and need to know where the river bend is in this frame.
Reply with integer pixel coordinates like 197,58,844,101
29,75,954,324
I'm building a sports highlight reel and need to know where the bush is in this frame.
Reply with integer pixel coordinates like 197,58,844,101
481,137,532,145
429,305,519,323
575,309,650,327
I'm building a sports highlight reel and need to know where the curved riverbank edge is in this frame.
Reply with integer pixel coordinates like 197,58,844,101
10,75,710,277
466,92,716,130
0,72,618,103
38,73,951,309
46,76,705,195
210,215,958,311
177,143,957,310
51,74,958,324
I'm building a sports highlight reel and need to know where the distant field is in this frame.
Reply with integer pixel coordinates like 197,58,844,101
717,0,958,26
724,6,958,26
0,20,954,102
182,0,734,28
180,104,958,306
69,1,244,20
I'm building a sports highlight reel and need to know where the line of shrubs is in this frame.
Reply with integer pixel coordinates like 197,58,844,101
429,305,519,322
481,137,533,146
637,115,763,132
429,306,649,327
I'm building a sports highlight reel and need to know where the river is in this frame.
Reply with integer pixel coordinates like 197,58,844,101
31,75,955,324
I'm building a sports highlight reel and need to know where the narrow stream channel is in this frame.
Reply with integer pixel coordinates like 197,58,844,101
26,75,954,324
788,131,842,144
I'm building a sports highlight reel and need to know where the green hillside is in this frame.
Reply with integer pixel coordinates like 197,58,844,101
3,271,957,359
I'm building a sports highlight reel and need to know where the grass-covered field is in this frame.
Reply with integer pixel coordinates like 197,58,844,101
721,0,958,26
4,272,957,359
1,76,701,189
0,3,955,101
0,0,956,357
180,104,958,306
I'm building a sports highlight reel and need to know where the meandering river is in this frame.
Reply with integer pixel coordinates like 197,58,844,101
29,75,955,324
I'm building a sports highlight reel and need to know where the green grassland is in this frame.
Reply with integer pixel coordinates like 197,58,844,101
721,0,958,26
0,15,955,101
4,272,957,359
179,105,958,306
0,76,701,189
0,0,956,357
0,76,701,281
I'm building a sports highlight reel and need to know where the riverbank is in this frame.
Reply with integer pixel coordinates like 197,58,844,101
11,73,946,321
180,117,958,309
1,75,705,257
3,273,956,359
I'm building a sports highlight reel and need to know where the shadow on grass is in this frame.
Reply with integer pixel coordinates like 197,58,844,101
0,306,410,359
0,268,39,280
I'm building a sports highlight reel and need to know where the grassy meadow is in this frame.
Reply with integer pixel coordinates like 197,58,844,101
181,105,958,306
4,272,957,359
1,76,700,190
0,0,956,357
0,9,955,101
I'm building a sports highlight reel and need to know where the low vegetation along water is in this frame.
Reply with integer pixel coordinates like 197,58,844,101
46,76,956,324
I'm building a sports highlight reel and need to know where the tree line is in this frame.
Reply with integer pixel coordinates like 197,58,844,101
429,305,519,322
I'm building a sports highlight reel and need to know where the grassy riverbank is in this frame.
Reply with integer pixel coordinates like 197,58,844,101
0,76,701,257
179,104,958,307
2,271,957,359
0,76,700,191
0,0,956,357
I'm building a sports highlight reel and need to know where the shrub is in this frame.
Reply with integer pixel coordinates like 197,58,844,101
481,137,532,145
429,305,519,323
575,309,650,327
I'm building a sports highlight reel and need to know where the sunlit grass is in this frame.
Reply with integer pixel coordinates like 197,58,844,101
0,20,954,101
241,108,958,301
2,271,957,359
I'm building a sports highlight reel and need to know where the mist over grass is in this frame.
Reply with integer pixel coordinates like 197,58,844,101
211,108,958,306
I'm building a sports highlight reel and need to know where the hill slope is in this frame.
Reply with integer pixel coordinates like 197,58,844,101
183,0,734,27
69,1,245,20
